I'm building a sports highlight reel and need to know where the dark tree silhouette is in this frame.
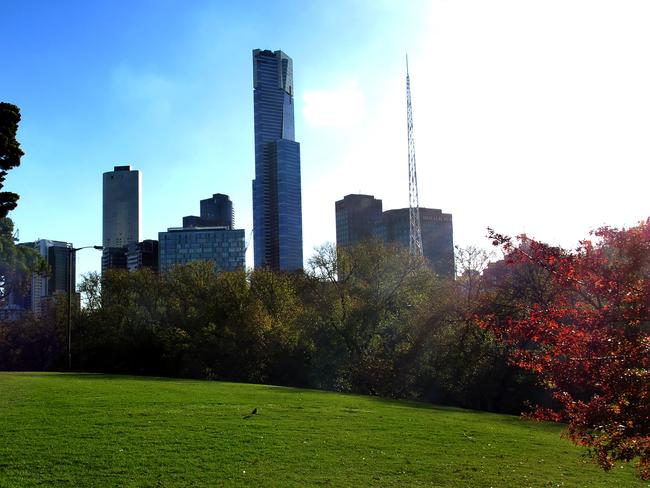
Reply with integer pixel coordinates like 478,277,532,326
0,102,24,218
0,103,46,306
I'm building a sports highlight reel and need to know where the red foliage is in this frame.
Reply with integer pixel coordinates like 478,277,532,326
480,221,650,479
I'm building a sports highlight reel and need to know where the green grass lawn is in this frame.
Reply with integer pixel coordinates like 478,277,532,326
0,373,646,487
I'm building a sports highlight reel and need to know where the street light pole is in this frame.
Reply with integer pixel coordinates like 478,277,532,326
68,251,72,370
67,245,102,371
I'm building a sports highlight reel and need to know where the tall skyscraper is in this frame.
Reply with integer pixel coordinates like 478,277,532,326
252,49,303,271
102,165,141,272
335,194,383,248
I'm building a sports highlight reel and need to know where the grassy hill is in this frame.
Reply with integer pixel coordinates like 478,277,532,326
0,373,645,487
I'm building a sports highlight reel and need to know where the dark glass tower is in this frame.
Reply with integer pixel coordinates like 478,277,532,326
183,193,234,229
200,193,234,229
335,194,383,248
252,49,303,271
102,165,141,273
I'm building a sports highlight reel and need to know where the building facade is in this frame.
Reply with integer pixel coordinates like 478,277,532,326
159,193,246,273
252,49,303,271
381,207,455,278
335,194,384,248
127,240,159,273
200,193,234,228
158,227,245,273
101,247,127,271
103,165,141,272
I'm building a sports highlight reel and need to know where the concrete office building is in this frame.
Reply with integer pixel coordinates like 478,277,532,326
103,165,141,272
335,194,384,248
9,240,74,315
252,49,303,271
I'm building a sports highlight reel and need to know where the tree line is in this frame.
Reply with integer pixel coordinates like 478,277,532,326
0,241,543,415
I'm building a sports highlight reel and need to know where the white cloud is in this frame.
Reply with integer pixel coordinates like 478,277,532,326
302,81,366,129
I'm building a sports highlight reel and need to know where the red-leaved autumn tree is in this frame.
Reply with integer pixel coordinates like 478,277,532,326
481,220,649,479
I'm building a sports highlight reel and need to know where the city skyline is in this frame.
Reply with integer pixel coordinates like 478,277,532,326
2,1,650,281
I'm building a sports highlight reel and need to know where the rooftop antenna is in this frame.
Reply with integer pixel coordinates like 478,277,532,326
406,54,423,257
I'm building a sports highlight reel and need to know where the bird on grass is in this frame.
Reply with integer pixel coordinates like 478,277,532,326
243,408,257,419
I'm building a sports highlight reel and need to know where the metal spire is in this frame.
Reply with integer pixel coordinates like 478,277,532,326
406,55,423,257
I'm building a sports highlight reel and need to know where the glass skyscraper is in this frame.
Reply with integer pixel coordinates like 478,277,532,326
102,165,141,272
158,227,245,273
252,49,303,271
103,165,141,249
335,194,384,248
183,193,234,229
158,194,246,273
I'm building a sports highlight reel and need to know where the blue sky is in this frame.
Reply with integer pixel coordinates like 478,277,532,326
3,1,650,279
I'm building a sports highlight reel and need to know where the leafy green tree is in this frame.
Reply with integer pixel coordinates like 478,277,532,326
410,246,538,412
77,271,102,311
248,268,310,385
306,240,437,395
0,294,65,370
161,261,230,378
75,268,168,374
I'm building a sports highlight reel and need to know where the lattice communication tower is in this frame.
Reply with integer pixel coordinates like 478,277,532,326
406,55,423,257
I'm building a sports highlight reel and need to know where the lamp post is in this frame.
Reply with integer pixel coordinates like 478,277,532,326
67,245,102,371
